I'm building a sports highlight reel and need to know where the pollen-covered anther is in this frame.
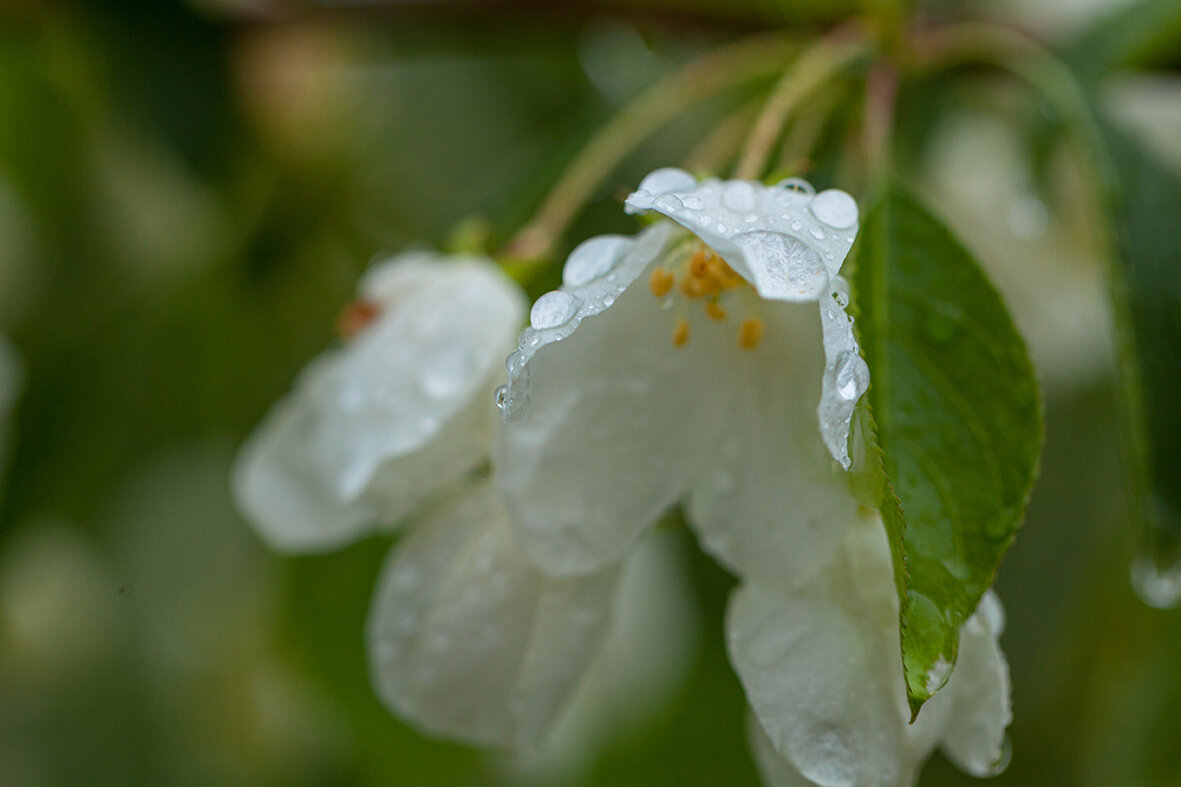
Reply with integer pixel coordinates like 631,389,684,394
738,318,764,350
672,317,691,348
679,247,744,301
705,300,727,321
649,267,676,298
336,298,382,339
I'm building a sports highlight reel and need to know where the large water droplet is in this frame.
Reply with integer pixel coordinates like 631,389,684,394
530,290,579,329
810,189,859,229
831,277,851,308
495,384,509,410
1131,553,1181,609
682,194,704,210
563,235,630,287
722,181,759,212
653,193,684,212
636,167,696,197
833,350,869,401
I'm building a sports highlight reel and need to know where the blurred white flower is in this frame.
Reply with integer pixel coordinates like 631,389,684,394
494,168,1009,785
234,251,694,757
234,252,526,552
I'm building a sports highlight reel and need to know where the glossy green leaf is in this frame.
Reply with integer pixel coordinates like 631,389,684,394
851,185,1043,715
1097,120,1181,607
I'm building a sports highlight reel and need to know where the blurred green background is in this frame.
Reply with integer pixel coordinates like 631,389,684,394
0,0,1179,785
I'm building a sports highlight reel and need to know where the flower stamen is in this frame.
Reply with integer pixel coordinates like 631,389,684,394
649,267,676,298
738,317,764,349
705,300,728,321
672,317,691,347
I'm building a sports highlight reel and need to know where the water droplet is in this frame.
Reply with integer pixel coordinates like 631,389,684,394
722,181,759,212
1131,553,1181,608
776,177,815,196
682,194,704,210
530,290,579,329
635,167,696,197
809,226,826,240
563,235,630,286
791,221,803,231
603,293,616,307
504,351,520,374
658,295,673,310
653,193,684,212
810,189,859,229
744,214,758,223
831,277,851,308
716,223,727,234
833,350,869,401
699,215,712,226
495,385,509,410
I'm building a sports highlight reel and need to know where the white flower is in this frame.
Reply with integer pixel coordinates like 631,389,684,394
732,513,1011,787
234,251,692,754
234,251,526,552
495,168,867,579
493,168,1010,784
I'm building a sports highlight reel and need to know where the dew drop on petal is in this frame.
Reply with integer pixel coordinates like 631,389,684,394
809,227,826,240
809,189,859,229
530,291,580,329
563,235,630,286
833,350,869,401
791,221,803,231
653,193,685,212
831,277,851,308
682,194,704,210
636,167,697,197
723,181,759,212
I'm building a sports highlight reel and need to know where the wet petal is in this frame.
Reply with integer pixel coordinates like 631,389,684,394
366,481,618,749
496,223,743,575
234,254,526,552
626,171,858,303
728,581,907,787
687,302,856,591
938,591,1012,776
817,277,869,468
747,711,824,787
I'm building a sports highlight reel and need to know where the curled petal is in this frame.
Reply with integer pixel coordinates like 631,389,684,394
234,254,526,552
366,481,618,749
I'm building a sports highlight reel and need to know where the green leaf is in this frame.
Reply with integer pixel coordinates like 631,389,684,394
1062,0,1181,84
1096,120,1181,606
851,185,1043,715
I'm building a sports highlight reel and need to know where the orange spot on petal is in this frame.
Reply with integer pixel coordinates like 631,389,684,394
337,299,382,339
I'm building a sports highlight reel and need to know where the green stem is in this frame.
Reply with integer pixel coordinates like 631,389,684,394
501,32,798,263
734,29,869,181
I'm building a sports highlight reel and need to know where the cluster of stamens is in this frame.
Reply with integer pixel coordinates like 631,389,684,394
649,245,764,350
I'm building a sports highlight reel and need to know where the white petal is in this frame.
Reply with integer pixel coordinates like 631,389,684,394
234,255,526,552
938,591,1012,776
727,581,907,787
623,167,699,214
747,711,823,787
502,527,698,783
625,173,858,303
687,302,857,591
496,223,744,576
366,481,618,749
817,278,869,468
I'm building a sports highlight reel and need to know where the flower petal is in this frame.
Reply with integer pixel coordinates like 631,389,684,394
496,223,745,575
625,169,867,466
747,711,825,787
687,301,857,591
234,254,526,552
626,170,858,303
366,481,618,749
938,591,1012,776
728,581,908,787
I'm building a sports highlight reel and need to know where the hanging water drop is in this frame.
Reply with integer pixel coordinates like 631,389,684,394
809,189,859,229
563,235,630,286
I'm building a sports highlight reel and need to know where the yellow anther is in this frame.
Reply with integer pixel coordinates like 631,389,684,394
649,267,675,298
738,318,764,349
688,250,711,279
705,300,728,321
679,274,708,299
672,317,691,347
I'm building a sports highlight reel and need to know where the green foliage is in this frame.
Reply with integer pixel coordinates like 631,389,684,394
1096,120,1181,586
852,185,1043,714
